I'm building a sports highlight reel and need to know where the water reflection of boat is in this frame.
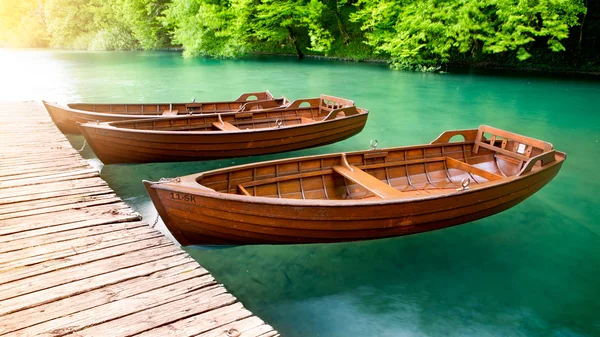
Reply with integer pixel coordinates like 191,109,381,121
144,125,566,245
79,95,368,164
42,91,288,134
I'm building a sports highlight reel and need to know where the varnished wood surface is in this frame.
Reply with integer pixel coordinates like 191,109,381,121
0,102,278,336
42,91,287,134
145,126,566,245
79,100,369,164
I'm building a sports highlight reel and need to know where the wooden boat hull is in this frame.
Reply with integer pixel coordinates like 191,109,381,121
144,141,565,245
42,92,285,134
80,113,368,164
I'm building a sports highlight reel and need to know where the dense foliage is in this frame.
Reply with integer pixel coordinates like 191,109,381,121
0,0,597,71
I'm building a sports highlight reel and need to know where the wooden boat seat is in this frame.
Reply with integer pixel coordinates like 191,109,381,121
324,107,360,121
445,157,502,181
162,110,178,116
212,121,240,131
333,158,405,199
472,125,556,177
473,125,553,161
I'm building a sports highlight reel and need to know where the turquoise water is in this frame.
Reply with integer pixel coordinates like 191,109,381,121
2,49,599,336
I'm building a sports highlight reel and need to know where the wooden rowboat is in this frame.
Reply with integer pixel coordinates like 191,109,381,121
143,125,566,245
79,95,367,164
42,91,288,134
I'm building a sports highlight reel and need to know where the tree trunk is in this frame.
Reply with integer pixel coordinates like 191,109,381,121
579,0,588,50
333,10,349,45
287,27,304,59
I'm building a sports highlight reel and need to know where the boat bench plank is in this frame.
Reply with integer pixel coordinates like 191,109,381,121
477,125,553,152
234,157,457,193
237,185,252,196
474,140,530,162
162,110,178,116
332,165,405,199
212,121,240,131
445,157,503,181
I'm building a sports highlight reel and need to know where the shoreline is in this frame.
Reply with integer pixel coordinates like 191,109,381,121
3,46,598,77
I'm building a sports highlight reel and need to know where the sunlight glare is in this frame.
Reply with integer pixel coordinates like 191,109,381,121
0,48,78,102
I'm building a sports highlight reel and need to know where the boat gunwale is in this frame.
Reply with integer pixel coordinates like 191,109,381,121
146,142,566,208
151,171,558,226
43,97,289,119
78,108,369,135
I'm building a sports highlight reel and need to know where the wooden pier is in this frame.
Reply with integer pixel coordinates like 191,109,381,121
0,102,279,337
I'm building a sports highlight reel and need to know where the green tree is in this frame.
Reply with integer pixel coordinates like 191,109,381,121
250,0,334,58
352,0,586,69
481,0,586,59
115,0,172,49
162,0,246,57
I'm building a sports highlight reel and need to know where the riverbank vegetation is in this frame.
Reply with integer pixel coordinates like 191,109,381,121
0,0,597,72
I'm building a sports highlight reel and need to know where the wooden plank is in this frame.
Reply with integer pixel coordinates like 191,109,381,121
0,201,129,228
0,220,149,257
0,163,89,181
0,235,170,284
237,185,252,196
0,228,161,270
518,150,557,176
300,116,313,124
0,263,206,335
332,165,406,198
0,194,121,220
238,157,447,189
0,144,74,154
0,177,109,201
1,220,149,254
478,125,553,151
0,202,134,235
445,157,503,181
0,159,87,174
11,278,221,337
0,207,140,242
212,121,240,131
0,253,194,316
0,245,184,300
0,150,79,161
240,169,332,188
0,168,99,189
0,188,113,214
474,140,530,162
195,317,273,337
69,293,239,337
0,154,80,168
0,185,111,204
135,304,254,337
258,332,280,337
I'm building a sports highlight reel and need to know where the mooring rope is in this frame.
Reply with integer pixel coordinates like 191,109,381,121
151,212,160,228
77,139,87,152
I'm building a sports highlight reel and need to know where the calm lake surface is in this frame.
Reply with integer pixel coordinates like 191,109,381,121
2,49,599,337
